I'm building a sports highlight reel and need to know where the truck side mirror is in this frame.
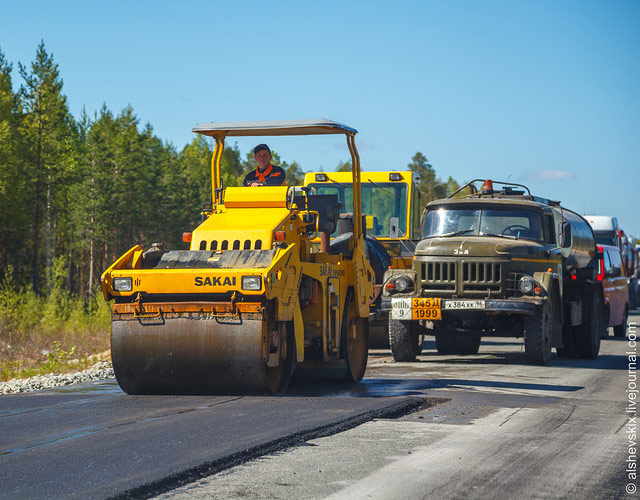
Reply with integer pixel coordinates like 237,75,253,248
389,217,399,239
561,222,572,248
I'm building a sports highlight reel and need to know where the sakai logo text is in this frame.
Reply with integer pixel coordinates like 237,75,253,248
319,264,345,277
195,276,236,286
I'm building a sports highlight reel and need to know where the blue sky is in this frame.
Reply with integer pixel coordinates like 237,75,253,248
2,0,639,235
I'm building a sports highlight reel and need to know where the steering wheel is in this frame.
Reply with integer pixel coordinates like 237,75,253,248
501,224,529,236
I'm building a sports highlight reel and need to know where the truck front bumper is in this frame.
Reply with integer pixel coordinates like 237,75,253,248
389,296,540,320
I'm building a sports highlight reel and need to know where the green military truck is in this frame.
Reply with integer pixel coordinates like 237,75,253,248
384,179,605,365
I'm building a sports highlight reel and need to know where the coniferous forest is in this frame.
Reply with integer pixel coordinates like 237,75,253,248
0,42,456,378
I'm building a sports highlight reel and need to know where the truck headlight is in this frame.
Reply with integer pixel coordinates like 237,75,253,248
519,276,535,295
394,276,413,292
113,277,132,292
242,276,262,291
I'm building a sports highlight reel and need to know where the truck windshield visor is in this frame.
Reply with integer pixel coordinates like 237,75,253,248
423,207,543,241
308,182,407,237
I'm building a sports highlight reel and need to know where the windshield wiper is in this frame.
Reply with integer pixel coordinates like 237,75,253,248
481,232,518,240
366,178,402,199
433,229,476,238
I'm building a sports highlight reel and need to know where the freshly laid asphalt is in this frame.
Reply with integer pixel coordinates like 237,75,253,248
0,385,423,499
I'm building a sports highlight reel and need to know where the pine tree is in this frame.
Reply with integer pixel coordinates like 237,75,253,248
408,152,449,207
0,48,27,281
19,41,78,293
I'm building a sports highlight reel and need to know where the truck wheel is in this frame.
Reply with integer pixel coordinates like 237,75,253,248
454,335,481,355
389,318,421,362
613,306,629,338
524,300,552,365
577,290,603,359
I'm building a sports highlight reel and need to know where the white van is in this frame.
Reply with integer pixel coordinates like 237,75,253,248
585,215,620,247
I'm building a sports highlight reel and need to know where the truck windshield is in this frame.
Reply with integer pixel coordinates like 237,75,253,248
308,182,407,237
423,207,543,241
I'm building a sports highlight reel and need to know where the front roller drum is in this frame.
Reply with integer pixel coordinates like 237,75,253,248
111,314,294,395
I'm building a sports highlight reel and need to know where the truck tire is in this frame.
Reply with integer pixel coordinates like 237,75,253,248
389,318,421,362
524,300,552,365
576,290,603,359
613,305,629,338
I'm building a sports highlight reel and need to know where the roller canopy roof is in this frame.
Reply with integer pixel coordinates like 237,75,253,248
192,119,357,137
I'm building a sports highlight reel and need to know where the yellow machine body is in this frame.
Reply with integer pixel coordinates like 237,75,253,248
303,170,421,268
101,120,374,394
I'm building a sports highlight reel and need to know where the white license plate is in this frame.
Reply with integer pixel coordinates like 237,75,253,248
390,298,412,320
443,300,485,310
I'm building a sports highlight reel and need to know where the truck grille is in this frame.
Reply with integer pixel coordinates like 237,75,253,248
418,259,505,296
461,262,502,293
420,261,456,292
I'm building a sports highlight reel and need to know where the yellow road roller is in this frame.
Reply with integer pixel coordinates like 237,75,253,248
101,119,375,394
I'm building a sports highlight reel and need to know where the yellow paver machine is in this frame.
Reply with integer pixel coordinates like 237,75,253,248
303,170,422,347
101,120,375,394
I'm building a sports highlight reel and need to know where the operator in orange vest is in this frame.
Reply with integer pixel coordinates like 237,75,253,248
243,144,287,187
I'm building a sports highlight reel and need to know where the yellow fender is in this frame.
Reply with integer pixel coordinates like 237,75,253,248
352,242,376,318
265,244,302,321
101,245,143,300
293,302,305,362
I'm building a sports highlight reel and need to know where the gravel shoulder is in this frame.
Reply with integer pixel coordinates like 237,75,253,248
0,359,114,394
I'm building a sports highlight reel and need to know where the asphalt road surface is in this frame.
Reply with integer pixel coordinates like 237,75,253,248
1,311,637,499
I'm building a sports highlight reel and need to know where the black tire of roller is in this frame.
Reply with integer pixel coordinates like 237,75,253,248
329,233,391,302
341,288,369,382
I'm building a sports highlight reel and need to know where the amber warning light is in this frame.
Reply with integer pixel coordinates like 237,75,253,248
183,232,192,243
482,179,494,194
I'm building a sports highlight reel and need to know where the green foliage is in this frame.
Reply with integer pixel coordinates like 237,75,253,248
408,152,455,209
335,160,351,172
285,161,304,185
0,275,111,381
0,47,29,285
